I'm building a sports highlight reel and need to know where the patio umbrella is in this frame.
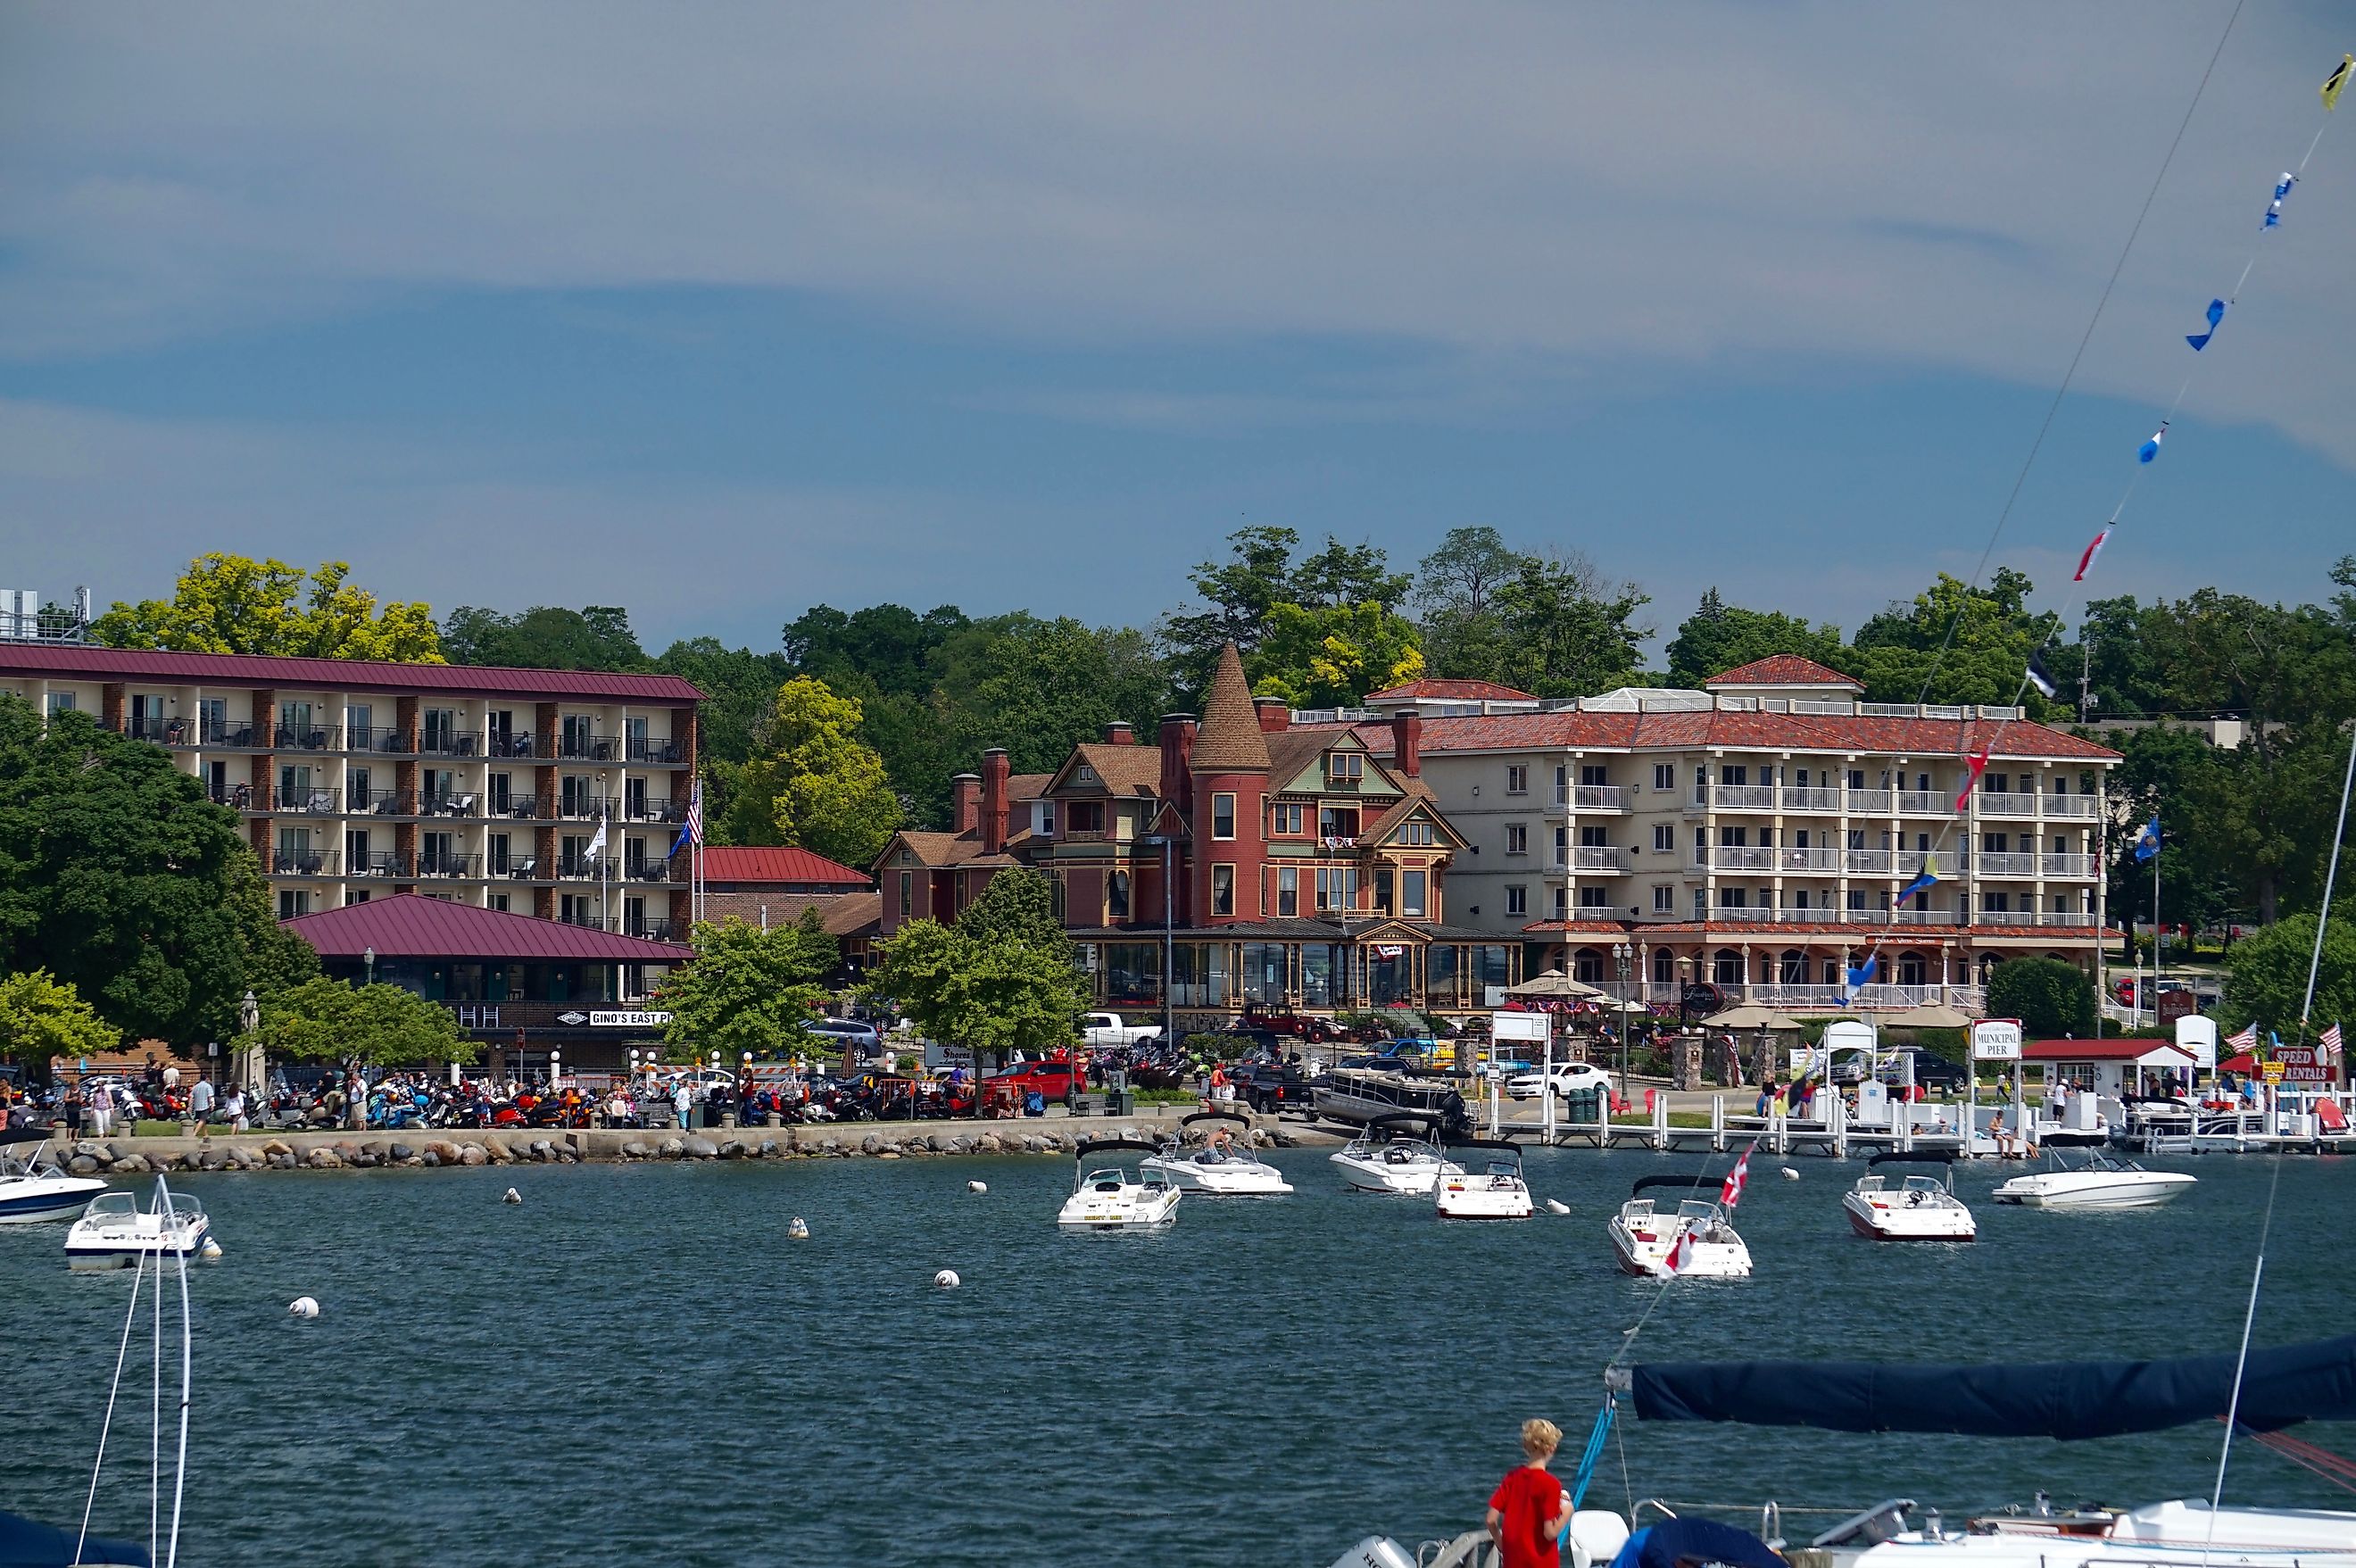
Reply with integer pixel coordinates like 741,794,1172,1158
1506,968,1605,1000
1885,1002,1977,1029
1707,1003,1804,1031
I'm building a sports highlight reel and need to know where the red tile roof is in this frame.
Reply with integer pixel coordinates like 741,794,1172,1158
1707,655,1862,690
2022,1039,2196,1062
281,893,690,961
701,847,869,886
0,643,702,702
1365,677,1537,702
1317,709,2120,762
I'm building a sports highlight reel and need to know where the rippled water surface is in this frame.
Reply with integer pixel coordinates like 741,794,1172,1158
3,1147,2350,1566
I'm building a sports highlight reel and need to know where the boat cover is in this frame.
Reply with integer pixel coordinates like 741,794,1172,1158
0,1510,153,1567
1630,1335,2356,1439
1608,1519,1785,1568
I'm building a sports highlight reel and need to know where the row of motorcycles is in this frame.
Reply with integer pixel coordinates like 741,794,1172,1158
256,1082,599,1132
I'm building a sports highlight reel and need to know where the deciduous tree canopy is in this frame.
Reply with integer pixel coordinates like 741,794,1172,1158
95,554,444,662
655,910,837,1062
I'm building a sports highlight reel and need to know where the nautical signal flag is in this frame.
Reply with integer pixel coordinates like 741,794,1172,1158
1839,950,1879,1004
2263,173,2296,230
2327,54,2352,112
1663,1228,1698,1276
2026,648,2058,700
2139,423,2168,463
2186,297,2227,350
1954,741,1992,811
2074,527,2111,583
1897,854,1942,906
1720,1141,1757,1211
2133,815,2163,863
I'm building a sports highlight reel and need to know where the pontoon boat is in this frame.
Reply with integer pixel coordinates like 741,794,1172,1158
1843,1152,1975,1240
1141,1111,1292,1195
1608,1174,1751,1277
1056,1138,1180,1230
0,1128,107,1224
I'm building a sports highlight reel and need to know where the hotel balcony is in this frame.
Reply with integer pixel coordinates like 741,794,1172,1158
625,795,686,824
277,788,343,816
345,726,416,757
1779,786,1840,813
272,850,336,875
1554,784,1627,811
626,918,678,942
1976,793,2039,819
273,724,341,751
1712,784,1776,811
1569,846,1628,873
2043,795,2103,819
419,792,480,818
489,793,543,821
1897,790,1945,815
419,728,483,758
556,854,618,881
1844,849,1894,873
348,850,414,879
351,790,419,818
1710,846,1779,872
1978,851,2038,876
2042,853,2097,877
1845,788,1894,814
627,735,688,765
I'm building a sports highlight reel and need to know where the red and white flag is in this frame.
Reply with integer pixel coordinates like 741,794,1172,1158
2321,1022,2344,1063
2226,1023,2259,1050
1954,741,1992,812
1663,1229,1698,1276
2073,527,2111,583
1720,1141,1757,1211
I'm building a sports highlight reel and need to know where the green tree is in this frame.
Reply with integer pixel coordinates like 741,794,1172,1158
257,977,474,1069
1477,552,1653,698
93,554,444,662
954,867,1071,953
0,969,121,1072
0,699,317,1045
1985,957,2097,1038
2223,903,2355,1037
938,615,1174,782
1663,588,1845,689
722,676,901,864
1246,601,1425,708
869,918,1089,1063
651,638,797,768
442,604,647,670
654,910,837,1063
1846,569,2061,711
784,602,970,700
1162,527,1408,697
1414,526,1521,621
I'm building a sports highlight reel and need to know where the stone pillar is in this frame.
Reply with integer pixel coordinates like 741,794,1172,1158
1673,1033,1703,1091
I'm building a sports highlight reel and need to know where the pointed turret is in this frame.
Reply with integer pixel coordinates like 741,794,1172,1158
1191,642,1271,773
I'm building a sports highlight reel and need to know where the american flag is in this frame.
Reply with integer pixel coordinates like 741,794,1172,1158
2226,1022,2258,1050
669,779,704,859
2322,1022,2344,1062
1721,1141,1757,1212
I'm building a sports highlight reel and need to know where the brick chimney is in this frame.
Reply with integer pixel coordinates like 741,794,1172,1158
1157,713,1195,813
950,772,982,835
1254,697,1290,734
1390,710,1423,778
981,748,1010,856
1103,720,1134,744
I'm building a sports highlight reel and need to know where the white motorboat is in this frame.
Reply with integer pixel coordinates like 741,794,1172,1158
1331,1113,1464,1196
65,1187,211,1269
1141,1111,1293,1196
1434,1138,1532,1219
1607,1174,1751,1277
1843,1152,1976,1241
1992,1149,2195,1209
1057,1138,1180,1230
0,1127,107,1224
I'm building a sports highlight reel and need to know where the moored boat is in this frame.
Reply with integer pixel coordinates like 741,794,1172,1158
1607,1174,1751,1278
0,1128,107,1224
1991,1149,2194,1209
1330,1113,1463,1195
1843,1151,1976,1240
64,1187,211,1269
1141,1111,1292,1196
1433,1138,1531,1220
1056,1138,1180,1230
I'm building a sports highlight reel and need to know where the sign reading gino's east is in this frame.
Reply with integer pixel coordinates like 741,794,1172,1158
587,1009,671,1029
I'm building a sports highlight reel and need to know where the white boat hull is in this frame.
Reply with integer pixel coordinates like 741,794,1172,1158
0,1173,109,1224
1141,1154,1293,1196
1991,1172,2195,1209
65,1211,210,1269
1607,1216,1751,1278
1849,1500,2356,1568
1057,1187,1180,1229
1435,1173,1532,1220
1843,1190,1977,1240
1331,1149,1460,1195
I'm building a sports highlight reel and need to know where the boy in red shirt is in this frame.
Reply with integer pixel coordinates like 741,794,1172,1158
1487,1418,1572,1568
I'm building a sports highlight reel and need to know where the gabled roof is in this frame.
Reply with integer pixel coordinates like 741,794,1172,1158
1364,786,1464,850
2023,1040,2197,1063
701,847,869,886
1192,642,1271,772
1365,677,1537,702
0,643,703,702
1705,655,1862,691
281,893,690,960
820,891,883,938
1056,743,1164,797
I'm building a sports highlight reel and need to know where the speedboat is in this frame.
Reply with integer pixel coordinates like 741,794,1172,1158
0,1128,107,1224
1608,1174,1751,1277
1843,1152,1976,1240
1992,1149,2195,1209
1141,1111,1293,1195
1331,1113,1464,1195
64,1188,211,1270
1056,1138,1180,1230
1434,1138,1532,1219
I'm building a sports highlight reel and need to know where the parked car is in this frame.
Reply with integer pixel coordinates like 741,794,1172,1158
1081,1011,1163,1049
985,1058,1089,1099
1875,1049,1968,1094
808,1018,884,1058
1229,1062,1315,1113
1504,1061,1614,1101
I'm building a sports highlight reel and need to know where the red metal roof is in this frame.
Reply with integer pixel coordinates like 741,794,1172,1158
2022,1039,2195,1062
281,894,690,961
1707,655,1862,689
0,643,702,702
701,846,869,885
1365,677,1537,702
1318,709,2119,762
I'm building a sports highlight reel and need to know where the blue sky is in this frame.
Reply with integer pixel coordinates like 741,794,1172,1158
3,4,2351,656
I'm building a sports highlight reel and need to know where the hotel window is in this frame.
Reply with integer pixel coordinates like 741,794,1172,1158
1506,885,1528,917
46,692,76,715
347,889,371,907
1847,768,1866,790
1401,870,1427,917
1554,886,1569,918
1211,865,1236,917
1580,825,1608,848
1578,886,1610,908
1581,764,1607,786
1653,884,1675,912
1718,887,1747,908
196,698,227,743
1506,765,1529,794
1846,890,1868,910
1653,763,1674,791
1277,867,1299,917
1273,802,1306,835
1720,764,1746,786
1555,765,1569,800
1983,891,2012,913
1107,871,1131,919
1506,824,1529,855
899,871,913,918
1653,824,1673,852
1212,792,1236,839
1554,826,1568,864
486,893,507,911
277,891,308,919
487,833,510,875
1693,826,1706,864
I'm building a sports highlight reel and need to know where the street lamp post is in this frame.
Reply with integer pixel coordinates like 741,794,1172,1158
1612,942,1634,1099
1143,834,1175,1049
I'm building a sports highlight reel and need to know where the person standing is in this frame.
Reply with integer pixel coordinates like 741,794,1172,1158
62,1087,85,1142
188,1074,215,1125
1485,1419,1571,1568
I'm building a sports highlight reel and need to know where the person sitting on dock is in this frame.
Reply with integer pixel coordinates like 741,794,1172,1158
1486,1419,1571,1568
1989,1113,2017,1159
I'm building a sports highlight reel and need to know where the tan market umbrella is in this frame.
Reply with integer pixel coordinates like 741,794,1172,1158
1506,968,1605,1000
1707,1003,1804,1031
1885,1002,1977,1029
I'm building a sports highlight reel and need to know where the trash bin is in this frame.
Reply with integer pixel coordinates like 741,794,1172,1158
1104,1088,1134,1116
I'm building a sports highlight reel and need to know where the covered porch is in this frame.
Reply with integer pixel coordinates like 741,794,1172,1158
1072,919,1521,1019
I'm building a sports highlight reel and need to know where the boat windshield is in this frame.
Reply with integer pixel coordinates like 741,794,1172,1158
1674,1199,1721,1222
1902,1175,1945,1195
1481,1157,1521,1177
80,1191,137,1220
1079,1166,1132,1191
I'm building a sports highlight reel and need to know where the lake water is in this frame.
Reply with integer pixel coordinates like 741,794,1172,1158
4,1148,2350,1567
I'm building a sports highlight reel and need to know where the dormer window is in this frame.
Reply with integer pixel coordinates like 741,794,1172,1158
1329,751,1365,784
1075,765,1098,784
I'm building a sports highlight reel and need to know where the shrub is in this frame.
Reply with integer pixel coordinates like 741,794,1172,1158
1985,958,2096,1039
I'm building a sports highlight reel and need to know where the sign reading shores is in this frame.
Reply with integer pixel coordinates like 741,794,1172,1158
1490,1011,1552,1043
1970,1019,2023,1062
589,1010,672,1029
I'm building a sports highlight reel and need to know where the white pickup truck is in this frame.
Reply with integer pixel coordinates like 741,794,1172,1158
1081,1011,1163,1049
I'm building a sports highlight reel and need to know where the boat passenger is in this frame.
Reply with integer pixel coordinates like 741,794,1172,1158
1485,1418,1570,1568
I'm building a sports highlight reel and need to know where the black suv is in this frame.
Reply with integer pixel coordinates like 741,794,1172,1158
1230,1062,1315,1113
1876,1049,1969,1093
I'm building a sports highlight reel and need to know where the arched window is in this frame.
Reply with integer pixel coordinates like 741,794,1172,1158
1897,950,1927,987
1572,947,1605,983
1713,949,1744,986
1653,948,1675,985
1779,949,1805,985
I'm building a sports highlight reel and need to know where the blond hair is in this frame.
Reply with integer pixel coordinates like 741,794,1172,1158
1521,1418,1562,1458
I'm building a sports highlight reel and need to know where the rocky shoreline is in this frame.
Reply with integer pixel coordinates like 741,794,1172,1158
47,1120,1315,1175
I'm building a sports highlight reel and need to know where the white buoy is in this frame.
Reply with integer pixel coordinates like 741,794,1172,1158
1543,1199,1571,1215
966,1179,987,1194
198,1237,224,1260
933,1269,960,1289
787,1216,810,1240
502,1188,522,1204
1780,1166,1800,1181
287,1296,319,1319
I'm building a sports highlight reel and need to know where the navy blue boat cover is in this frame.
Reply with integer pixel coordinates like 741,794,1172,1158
1630,1335,2356,1439
1611,1519,1788,1568
0,1511,152,1567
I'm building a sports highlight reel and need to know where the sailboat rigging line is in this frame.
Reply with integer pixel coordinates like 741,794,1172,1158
2202,1117,2289,1564
2235,1424,2356,1494
1910,0,2244,709
167,1194,194,1568
151,1223,163,1565
78,1240,148,1564
1609,1152,1731,1372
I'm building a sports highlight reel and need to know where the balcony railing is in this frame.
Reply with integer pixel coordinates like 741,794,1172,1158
1775,847,1840,872
420,729,483,757
627,736,687,764
624,796,685,824
1712,784,1775,810
1844,850,1894,873
2044,795,2102,819
1779,787,1839,813
211,723,267,748
112,716,170,743
1711,906,1782,922
557,794,610,821
502,857,543,880
2020,909,2095,927
622,859,675,884
349,851,412,878
1572,784,1625,810
273,725,339,751
1711,846,1777,871
272,850,333,875
1571,846,1625,872
1977,793,2038,817
1897,791,1945,815
346,726,416,756
352,790,419,817
417,853,481,879
626,919,678,942
205,784,256,809
556,855,618,880
555,909,604,928
1978,851,2037,876
1896,849,1956,875
485,731,536,759
552,734,619,761
281,788,341,816
1845,789,1894,814
2042,853,2096,877
419,792,480,818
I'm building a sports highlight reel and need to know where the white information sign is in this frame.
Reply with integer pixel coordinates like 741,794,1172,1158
1970,1019,2023,1062
2174,1014,2219,1069
589,1010,672,1029
1490,1011,1553,1043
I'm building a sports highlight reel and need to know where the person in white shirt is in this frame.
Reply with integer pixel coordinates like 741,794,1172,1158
87,1086,112,1138
188,1075,215,1123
